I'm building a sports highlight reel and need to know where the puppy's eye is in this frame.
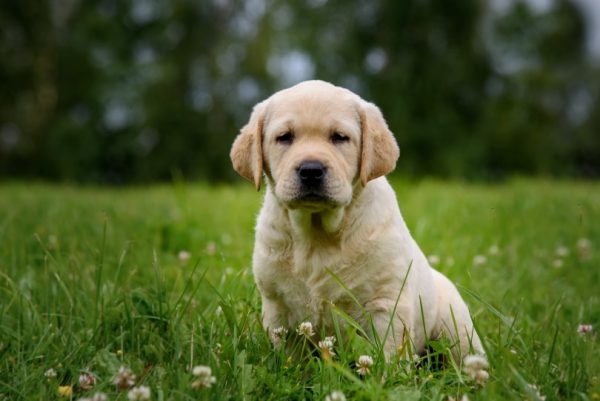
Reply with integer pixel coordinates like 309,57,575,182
276,131,294,145
331,132,349,144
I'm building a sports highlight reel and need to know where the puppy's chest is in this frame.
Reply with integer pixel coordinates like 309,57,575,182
273,242,365,321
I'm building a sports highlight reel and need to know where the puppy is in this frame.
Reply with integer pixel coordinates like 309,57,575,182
230,80,484,360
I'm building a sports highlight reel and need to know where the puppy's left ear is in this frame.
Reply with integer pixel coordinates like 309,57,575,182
230,101,267,190
359,101,400,185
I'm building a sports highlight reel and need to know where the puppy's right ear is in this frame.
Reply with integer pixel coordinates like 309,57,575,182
230,101,266,190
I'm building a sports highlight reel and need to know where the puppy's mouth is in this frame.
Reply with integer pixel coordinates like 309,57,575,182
299,191,327,202
287,190,338,210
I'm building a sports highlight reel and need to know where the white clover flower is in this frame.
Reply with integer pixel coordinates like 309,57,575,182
113,366,136,390
447,395,469,401
318,336,336,358
213,342,222,355
427,254,440,266
324,335,336,344
44,368,57,379
324,390,346,401
356,354,374,376
462,354,489,385
577,324,593,335
552,259,564,268
206,241,217,255
297,321,315,337
526,384,546,401
178,250,191,264
78,393,108,401
191,365,216,389
488,245,500,255
576,238,592,260
555,246,569,257
271,326,289,343
78,372,96,390
128,385,151,401
473,255,487,266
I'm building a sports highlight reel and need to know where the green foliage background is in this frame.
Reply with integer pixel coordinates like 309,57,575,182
1,0,598,183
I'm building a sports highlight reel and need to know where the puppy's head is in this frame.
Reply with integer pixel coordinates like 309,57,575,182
231,80,399,210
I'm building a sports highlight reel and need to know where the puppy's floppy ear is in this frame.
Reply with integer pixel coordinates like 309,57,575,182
358,101,400,186
230,101,267,190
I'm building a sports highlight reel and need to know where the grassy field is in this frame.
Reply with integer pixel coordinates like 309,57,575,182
0,179,598,400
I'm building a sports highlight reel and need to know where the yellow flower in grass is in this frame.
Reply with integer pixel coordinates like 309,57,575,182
58,385,73,397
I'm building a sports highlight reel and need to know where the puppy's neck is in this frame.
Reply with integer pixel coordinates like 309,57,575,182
288,207,345,237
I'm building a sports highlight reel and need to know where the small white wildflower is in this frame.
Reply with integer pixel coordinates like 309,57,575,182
577,324,593,335
324,335,336,344
178,250,191,264
44,368,57,379
48,235,59,250
576,238,592,260
206,241,217,255
356,354,374,376
428,254,440,266
526,384,546,401
447,395,469,401
297,321,315,337
324,390,346,401
488,245,500,255
473,255,487,266
113,366,136,390
78,372,96,390
552,259,564,268
78,393,108,401
463,354,489,384
555,246,569,257
191,365,217,389
318,337,336,359
213,342,222,355
270,326,289,344
127,385,151,401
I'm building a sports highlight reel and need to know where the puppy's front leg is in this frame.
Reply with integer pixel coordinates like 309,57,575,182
432,271,485,360
260,294,290,344
364,298,412,359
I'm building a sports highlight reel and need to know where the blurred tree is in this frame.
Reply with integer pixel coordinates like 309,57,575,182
0,0,598,183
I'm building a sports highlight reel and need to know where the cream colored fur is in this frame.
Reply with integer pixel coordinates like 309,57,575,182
231,80,484,360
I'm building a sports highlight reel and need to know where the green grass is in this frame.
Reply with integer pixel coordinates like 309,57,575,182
0,179,598,400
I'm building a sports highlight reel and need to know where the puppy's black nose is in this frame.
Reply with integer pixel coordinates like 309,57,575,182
298,160,326,186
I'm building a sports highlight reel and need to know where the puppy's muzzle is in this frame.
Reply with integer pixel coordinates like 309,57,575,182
297,160,327,194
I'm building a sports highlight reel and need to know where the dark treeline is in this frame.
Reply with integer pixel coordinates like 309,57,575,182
1,0,598,183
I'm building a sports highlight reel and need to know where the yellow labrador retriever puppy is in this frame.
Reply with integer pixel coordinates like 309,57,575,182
231,80,484,360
